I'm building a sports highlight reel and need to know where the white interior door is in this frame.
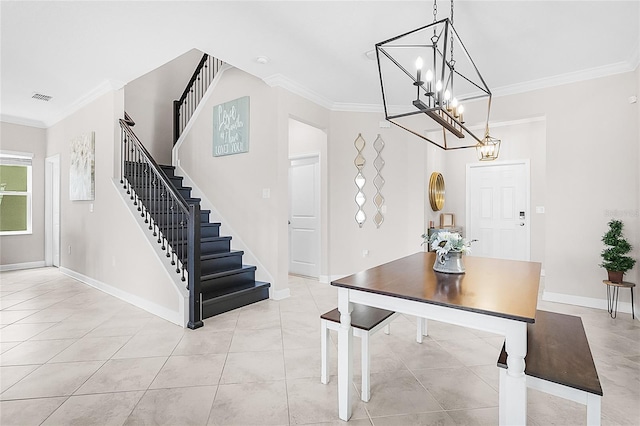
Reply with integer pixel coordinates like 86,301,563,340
289,155,320,277
45,155,61,267
466,161,530,261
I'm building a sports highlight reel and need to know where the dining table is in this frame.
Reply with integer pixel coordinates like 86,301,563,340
331,251,542,425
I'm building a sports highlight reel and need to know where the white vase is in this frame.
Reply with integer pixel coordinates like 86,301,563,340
433,251,465,274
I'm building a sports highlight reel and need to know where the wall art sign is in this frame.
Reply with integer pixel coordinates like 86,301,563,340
213,96,249,157
70,131,95,201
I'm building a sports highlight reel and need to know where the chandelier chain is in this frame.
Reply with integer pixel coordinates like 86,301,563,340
433,0,438,37
450,0,455,67
450,0,454,24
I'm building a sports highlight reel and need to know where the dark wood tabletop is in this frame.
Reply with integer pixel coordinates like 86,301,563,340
331,252,541,323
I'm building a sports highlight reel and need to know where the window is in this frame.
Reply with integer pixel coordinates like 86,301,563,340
0,151,33,235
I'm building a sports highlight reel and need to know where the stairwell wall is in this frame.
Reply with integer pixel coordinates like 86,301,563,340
125,48,203,165
177,68,283,292
44,89,186,325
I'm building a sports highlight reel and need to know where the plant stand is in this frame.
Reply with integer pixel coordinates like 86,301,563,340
603,280,635,319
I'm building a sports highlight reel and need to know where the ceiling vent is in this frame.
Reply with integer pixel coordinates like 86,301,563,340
31,93,52,102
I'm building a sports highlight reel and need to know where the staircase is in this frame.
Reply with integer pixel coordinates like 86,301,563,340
118,53,270,328
157,164,270,318
119,115,270,329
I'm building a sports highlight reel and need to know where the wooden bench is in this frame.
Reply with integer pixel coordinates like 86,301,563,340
321,304,399,402
497,310,603,425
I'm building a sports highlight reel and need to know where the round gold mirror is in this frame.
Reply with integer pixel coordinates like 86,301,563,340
428,172,445,211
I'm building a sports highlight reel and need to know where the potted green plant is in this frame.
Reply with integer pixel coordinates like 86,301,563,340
600,219,636,283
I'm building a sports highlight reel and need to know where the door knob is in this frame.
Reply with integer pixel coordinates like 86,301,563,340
519,222,525,226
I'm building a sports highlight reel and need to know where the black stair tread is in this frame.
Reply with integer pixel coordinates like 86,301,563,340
201,250,244,261
201,265,257,281
161,222,218,230
144,197,200,204
200,222,221,229
201,280,270,300
152,209,210,215
173,235,231,244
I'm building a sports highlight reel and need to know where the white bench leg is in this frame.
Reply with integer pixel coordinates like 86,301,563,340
361,331,371,402
587,394,601,426
499,367,508,424
417,317,427,343
320,319,329,384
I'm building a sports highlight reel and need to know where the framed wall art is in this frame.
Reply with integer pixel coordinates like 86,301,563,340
69,131,95,201
213,96,249,157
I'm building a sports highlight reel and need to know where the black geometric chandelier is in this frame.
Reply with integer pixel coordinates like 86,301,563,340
376,0,500,160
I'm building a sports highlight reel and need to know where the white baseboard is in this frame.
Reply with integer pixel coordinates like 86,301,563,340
270,287,290,301
60,267,185,327
0,261,46,272
542,290,635,316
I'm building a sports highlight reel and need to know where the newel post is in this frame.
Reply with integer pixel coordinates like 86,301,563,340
173,100,181,145
187,203,203,329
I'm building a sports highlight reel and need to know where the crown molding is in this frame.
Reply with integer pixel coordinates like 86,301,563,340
0,114,47,128
266,59,638,115
491,61,637,99
331,103,383,113
262,73,334,110
43,79,125,127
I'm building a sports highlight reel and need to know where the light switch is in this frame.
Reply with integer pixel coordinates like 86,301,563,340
262,188,270,199
536,206,545,214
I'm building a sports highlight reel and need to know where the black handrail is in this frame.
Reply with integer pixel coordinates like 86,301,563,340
120,116,202,329
173,53,224,144
177,54,210,105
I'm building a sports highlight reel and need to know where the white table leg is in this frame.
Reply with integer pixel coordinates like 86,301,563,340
361,331,370,402
337,288,353,421
586,394,601,426
417,317,427,343
500,321,528,426
321,319,329,384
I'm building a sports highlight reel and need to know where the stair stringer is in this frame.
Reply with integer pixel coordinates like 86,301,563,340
113,178,190,326
174,166,288,301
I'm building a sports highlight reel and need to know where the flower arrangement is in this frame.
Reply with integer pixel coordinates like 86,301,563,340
421,231,475,256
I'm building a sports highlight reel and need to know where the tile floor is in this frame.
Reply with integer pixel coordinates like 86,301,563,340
1,267,639,425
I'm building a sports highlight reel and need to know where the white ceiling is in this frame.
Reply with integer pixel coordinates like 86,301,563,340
1,1,639,128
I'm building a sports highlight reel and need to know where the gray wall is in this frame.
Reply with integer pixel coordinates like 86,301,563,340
0,123,47,266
